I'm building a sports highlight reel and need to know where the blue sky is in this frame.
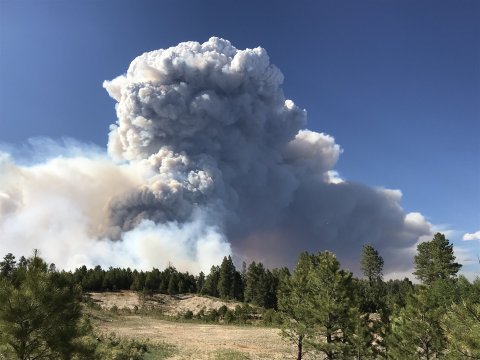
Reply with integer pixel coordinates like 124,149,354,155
0,0,479,275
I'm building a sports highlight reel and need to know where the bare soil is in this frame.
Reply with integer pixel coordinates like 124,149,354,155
93,315,294,359
87,291,296,359
88,291,240,316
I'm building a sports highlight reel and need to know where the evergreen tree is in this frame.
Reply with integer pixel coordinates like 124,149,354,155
17,256,28,269
306,251,357,359
414,233,462,285
217,256,236,299
388,287,446,359
202,266,220,297
232,271,244,301
360,245,384,284
196,272,205,294
168,274,178,295
144,268,161,291
279,252,361,360
130,271,145,291
278,252,313,360
443,299,480,359
0,253,87,359
241,261,247,285
384,278,414,311
349,310,376,360
244,262,268,306
84,266,104,291
0,253,16,278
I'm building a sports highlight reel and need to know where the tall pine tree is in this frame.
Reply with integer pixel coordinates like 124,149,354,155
278,253,313,360
279,252,364,360
388,287,446,359
0,252,88,359
414,233,462,285
217,256,236,299
360,245,384,284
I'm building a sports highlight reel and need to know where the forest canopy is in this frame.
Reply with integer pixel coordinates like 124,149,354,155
0,233,478,360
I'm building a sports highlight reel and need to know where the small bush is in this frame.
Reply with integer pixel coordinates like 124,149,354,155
89,333,149,360
196,307,205,319
206,308,220,322
218,305,228,317
262,309,282,325
143,341,176,359
215,349,250,360
224,309,235,324
183,310,194,319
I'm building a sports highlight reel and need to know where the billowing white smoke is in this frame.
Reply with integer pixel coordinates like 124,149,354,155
0,38,432,275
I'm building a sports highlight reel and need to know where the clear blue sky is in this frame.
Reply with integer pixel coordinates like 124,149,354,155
1,0,479,272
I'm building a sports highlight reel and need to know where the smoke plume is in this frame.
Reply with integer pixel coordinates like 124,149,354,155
0,38,432,275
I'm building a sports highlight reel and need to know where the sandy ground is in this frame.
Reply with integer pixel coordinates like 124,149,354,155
89,291,140,310
88,291,297,359
93,315,295,359
88,291,241,316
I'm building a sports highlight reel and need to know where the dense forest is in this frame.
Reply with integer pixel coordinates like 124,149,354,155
0,232,479,359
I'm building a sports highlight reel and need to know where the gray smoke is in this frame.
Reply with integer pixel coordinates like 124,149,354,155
0,38,432,275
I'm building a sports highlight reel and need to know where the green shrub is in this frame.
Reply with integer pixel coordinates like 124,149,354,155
183,310,194,319
206,308,220,322
215,349,250,359
218,304,228,317
93,333,148,360
224,309,235,324
262,309,281,325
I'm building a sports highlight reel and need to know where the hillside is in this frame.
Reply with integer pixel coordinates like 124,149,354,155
88,291,241,316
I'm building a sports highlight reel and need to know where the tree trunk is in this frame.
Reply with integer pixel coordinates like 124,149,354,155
297,334,303,360
326,326,333,360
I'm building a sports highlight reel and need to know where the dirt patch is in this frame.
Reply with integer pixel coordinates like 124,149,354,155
88,291,140,310
88,291,241,316
93,315,295,359
87,291,315,359
152,294,239,317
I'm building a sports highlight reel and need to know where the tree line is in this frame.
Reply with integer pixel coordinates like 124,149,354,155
277,233,479,359
0,232,479,359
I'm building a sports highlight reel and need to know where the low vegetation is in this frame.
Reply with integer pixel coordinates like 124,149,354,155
0,233,478,359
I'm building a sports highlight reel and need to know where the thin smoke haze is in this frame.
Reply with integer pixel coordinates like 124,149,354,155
0,38,432,275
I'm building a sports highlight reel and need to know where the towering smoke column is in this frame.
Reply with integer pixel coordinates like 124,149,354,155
103,37,306,241
0,38,431,275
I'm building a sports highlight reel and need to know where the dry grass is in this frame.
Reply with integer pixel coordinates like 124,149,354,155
92,315,293,359
87,291,295,359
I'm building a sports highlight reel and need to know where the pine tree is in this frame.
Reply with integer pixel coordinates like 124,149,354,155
349,310,376,360
196,271,205,294
244,262,268,306
443,300,480,359
306,251,356,359
278,252,313,360
217,256,236,299
202,265,220,297
388,287,446,359
278,252,361,360
0,253,87,359
0,253,16,278
168,274,178,295
360,245,384,284
414,233,462,285
241,261,247,285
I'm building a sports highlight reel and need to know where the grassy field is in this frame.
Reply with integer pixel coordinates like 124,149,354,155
87,291,296,360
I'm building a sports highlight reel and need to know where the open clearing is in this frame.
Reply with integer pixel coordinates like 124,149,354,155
88,291,296,359
93,316,294,359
